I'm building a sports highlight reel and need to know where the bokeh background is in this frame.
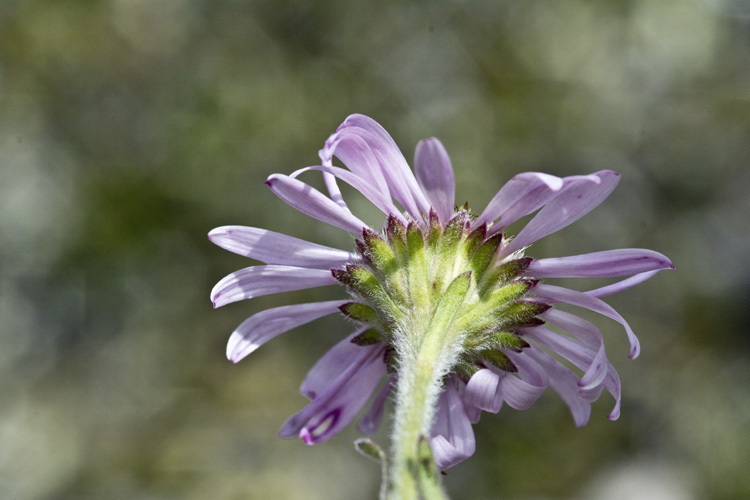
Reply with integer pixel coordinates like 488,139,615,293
2,1,749,499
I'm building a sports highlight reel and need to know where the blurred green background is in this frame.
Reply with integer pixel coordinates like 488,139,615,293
1,1,749,499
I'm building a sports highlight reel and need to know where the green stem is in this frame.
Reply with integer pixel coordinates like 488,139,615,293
386,273,471,499
387,332,450,500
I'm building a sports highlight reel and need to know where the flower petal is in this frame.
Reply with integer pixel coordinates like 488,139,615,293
501,170,620,256
525,326,622,419
209,225,356,269
526,248,674,278
414,138,455,224
300,328,369,399
585,270,667,298
211,265,338,308
500,352,548,410
461,395,483,424
430,377,476,470
293,165,404,222
542,308,601,346
602,363,622,420
338,114,431,219
465,368,503,413
226,300,349,363
476,172,564,232
357,375,395,435
319,129,391,200
266,174,369,234
524,345,592,427
535,283,640,359
542,309,608,391
321,171,348,209
279,343,387,444
525,326,596,371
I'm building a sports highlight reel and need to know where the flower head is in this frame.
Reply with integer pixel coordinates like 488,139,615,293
210,114,673,471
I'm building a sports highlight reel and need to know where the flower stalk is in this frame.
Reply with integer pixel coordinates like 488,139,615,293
388,329,453,498
387,272,471,499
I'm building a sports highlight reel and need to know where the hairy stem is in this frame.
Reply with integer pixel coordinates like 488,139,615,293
387,330,452,500
386,260,472,499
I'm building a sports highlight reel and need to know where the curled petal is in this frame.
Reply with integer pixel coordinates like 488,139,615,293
465,368,503,413
209,225,356,269
476,172,564,233
500,352,548,410
501,170,620,256
526,248,674,278
211,265,338,308
300,328,369,400
319,130,391,199
524,345,592,427
414,138,455,224
535,283,641,359
542,308,600,346
430,377,476,470
525,326,596,371
321,171,348,209
578,383,605,403
266,174,369,234
461,398,483,425
338,114,431,219
279,343,387,444
585,270,667,298
226,300,348,363
358,376,395,435
525,326,622,419
293,165,404,223
542,309,608,391
603,363,622,420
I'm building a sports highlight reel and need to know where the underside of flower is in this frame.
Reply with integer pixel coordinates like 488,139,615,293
209,113,674,491
337,209,549,383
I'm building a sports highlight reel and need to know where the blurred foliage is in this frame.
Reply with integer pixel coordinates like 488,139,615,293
1,1,749,499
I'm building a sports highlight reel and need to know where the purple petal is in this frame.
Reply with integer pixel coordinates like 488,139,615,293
501,170,620,256
319,129,391,199
525,326,597,371
526,248,674,278
476,172,564,233
414,138,455,224
500,352,548,410
226,300,349,363
266,174,369,234
430,377,476,470
585,270,666,298
465,368,503,413
321,171,348,209
541,309,607,391
461,396,483,424
535,283,640,359
300,328,369,400
602,362,622,420
542,308,600,346
292,166,404,223
209,226,356,269
279,343,387,444
524,345,592,427
358,375,395,435
525,326,622,419
338,115,431,219
211,265,338,308
578,382,605,403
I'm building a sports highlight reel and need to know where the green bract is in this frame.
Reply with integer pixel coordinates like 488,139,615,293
336,209,549,377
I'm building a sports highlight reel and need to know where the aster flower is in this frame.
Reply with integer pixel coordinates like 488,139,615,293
210,114,673,498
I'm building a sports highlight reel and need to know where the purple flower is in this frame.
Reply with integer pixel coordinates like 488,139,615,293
210,114,673,470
